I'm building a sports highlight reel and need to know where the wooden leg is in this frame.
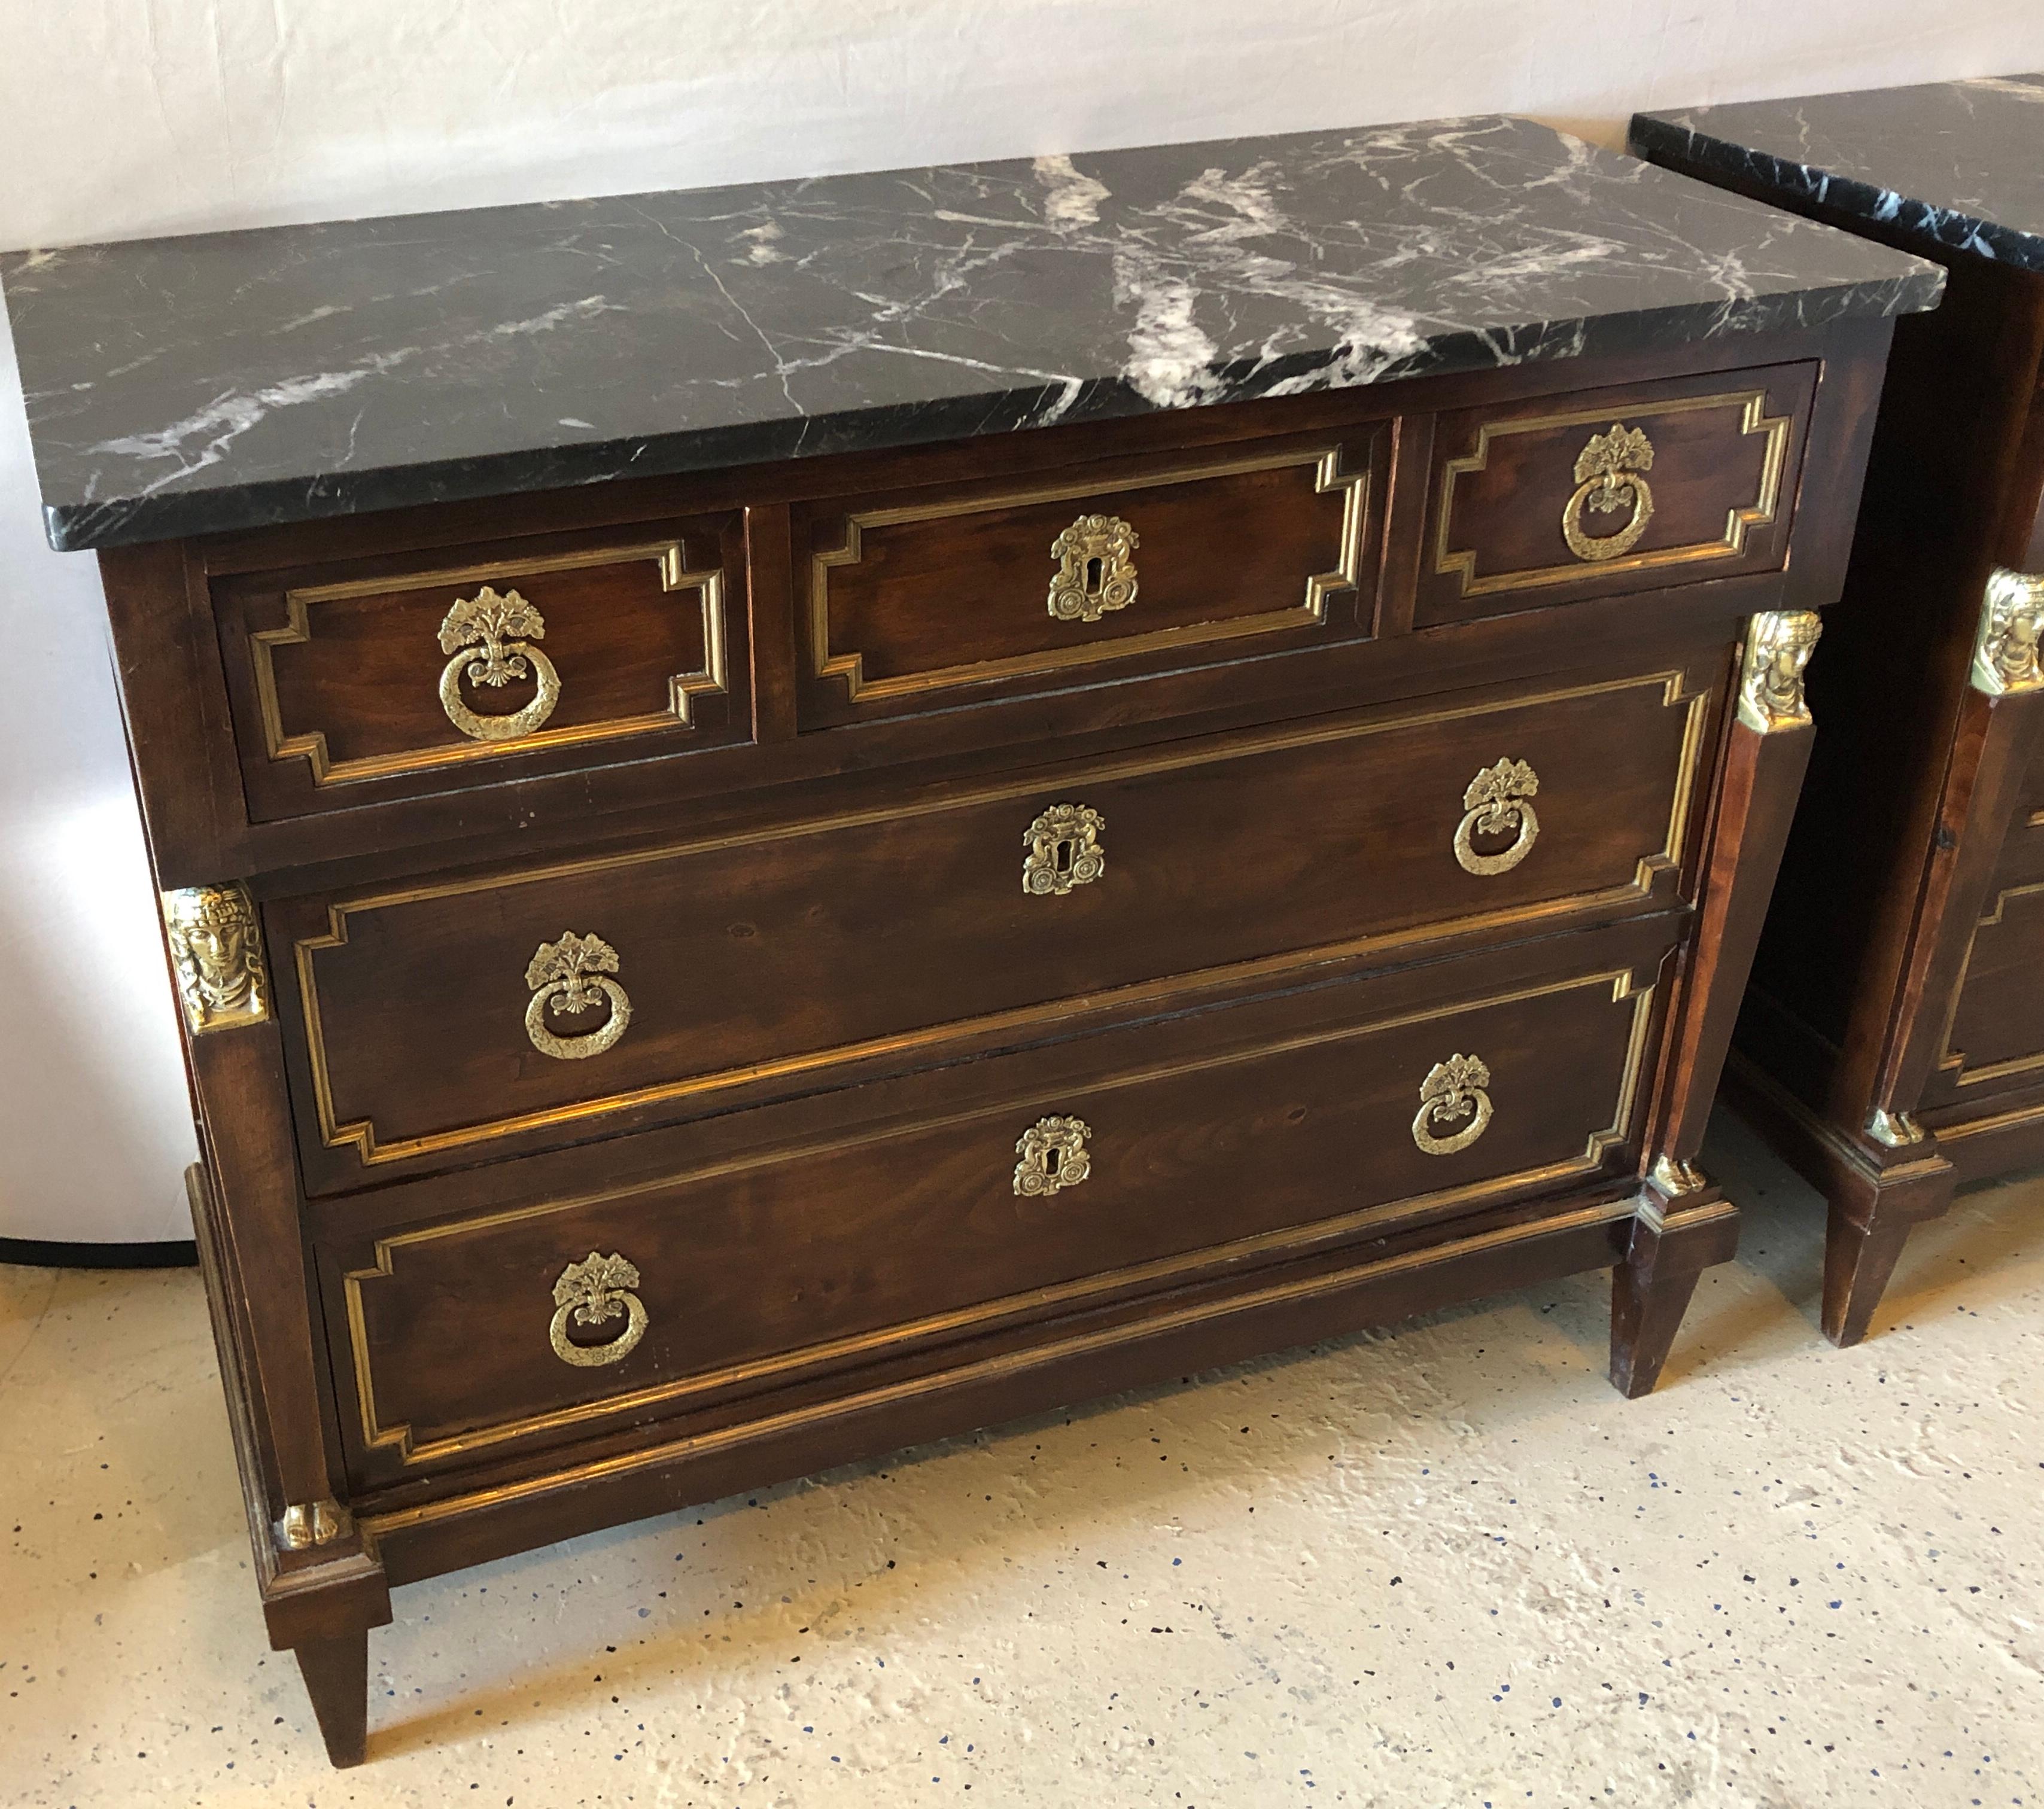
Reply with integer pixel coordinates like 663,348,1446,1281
1609,1186,1740,1399
1610,1257,1705,1400
294,1630,370,1768
1719,1052,1957,1350
1823,1200,1921,1348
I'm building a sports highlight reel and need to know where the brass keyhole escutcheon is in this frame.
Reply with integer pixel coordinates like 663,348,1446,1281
1412,1053,1494,1156
1014,1115,1091,1196
1048,513,1139,622
524,931,632,1060
1561,423,1655,564
1454,757,1540,877
1023,802,1106,896
548,1251,649,1367
438,586,562,741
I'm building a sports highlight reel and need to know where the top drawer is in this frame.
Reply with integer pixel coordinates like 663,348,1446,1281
1418,363,1818,625
212,514,750,823
795,428,1388,727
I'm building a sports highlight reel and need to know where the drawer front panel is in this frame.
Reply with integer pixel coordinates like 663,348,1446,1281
326,932,1668,1481
796,431,1386,726
215,517,749,820
1934,878,2044,1100
1419,363,1817,624
1988,734,2044,890
279,664,1714,1186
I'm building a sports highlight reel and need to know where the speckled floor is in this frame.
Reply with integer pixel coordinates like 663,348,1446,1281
3,1112,2039,1808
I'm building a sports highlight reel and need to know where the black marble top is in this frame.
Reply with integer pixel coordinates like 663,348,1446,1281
1633,77,2044,273
2,115,1939,552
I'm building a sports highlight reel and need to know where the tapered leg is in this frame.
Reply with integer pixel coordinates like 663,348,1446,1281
1611,1258,1705,1399
1823,1201,1922,1348
1720,1052,1957,1351
1609,1187,1740,1399
294,1630,370,1768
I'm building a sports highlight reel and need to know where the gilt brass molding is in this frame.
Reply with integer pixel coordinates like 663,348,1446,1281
1736,610,1821,733
1435,386,1793,598
251,540,726,785
1014,1116,1091,1196
549,1252,650,1367
342,966,1657,1466
299,669,1705,1171
1648,1153,1708,1196
278,1499,350,1550
810,445,1370,702
1048,514,1138,622
162,884,269,1034
1561,424,1656,563
1412,1053,1494,1155
1974,568,2044,696
1935,878,2044,1089
524,932,632,1061
1866,1107,1927,1148
1453,757,1540,876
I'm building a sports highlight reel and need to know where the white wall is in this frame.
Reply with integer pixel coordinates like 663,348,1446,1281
2,0,2039,1243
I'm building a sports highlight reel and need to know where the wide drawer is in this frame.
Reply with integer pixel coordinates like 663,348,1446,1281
320,918,1676,1485
274,659,1720,1190
212,513,750,822
1418,362,1818,625
794,427,1388,727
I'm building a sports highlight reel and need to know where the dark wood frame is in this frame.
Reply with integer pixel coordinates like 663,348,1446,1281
1636,134,2044,1348
106,315,1890,1763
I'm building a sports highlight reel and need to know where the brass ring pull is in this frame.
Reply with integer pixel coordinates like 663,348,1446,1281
524,931,632,1061
1453,757,1540,876
1561,424,1655,564
549,1251,648,1367
1412,1053,1493,1156
438,586,562,741
1014,1115,1091,1196
1048,513,1138,622
1023,803,1105,896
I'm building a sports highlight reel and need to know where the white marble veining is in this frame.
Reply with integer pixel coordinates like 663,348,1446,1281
0,115,1937,550
1634,76,2044,274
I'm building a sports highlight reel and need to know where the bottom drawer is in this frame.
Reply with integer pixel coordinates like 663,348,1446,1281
324,919,1678,1487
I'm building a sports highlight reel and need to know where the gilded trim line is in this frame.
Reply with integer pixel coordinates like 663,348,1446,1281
344,966,1657,1466
810,446,1370,702
295,668,1708,1168
1434,388,1794,598
251,540,728,785
1936,878,2044,1088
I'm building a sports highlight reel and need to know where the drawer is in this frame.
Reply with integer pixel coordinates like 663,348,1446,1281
274,659,1719,1190
2002,734,2044,881
794,427,1389,727
1932,877,2044,1101
1418,362,1818,625
212,514,750,821
321,919,1675,1484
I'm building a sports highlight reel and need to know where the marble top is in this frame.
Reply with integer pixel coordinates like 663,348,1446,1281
2,115,1939,552
1633,77,2044,273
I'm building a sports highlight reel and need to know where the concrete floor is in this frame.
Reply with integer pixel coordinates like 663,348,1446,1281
2,1112,2039,1807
